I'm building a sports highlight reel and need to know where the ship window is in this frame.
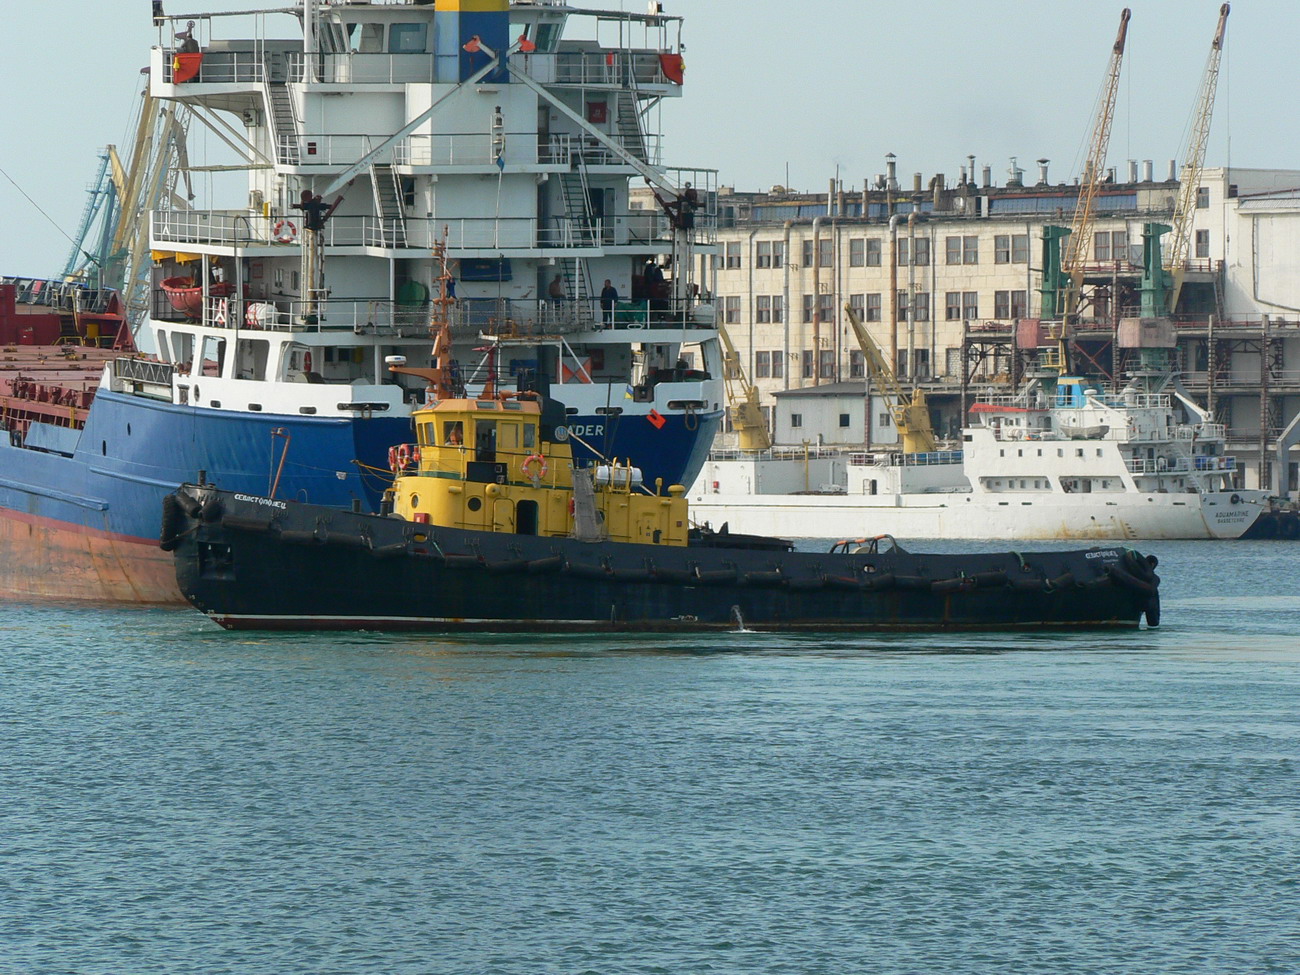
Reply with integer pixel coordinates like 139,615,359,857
388,23,427,54
156,332,171,363
467,496,483,512
999,449,1004,457
1096,448,1103,457
523,425,535,448
1037,449,1042,456
1077,448,1084,457
349,22,384,53
417,421,434,446
444,421,464,446
839,413,850,428
475,420,497,462
790,414,802,429
1017,449,1023,457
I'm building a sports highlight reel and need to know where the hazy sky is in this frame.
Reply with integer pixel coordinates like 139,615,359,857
1,0,1293,279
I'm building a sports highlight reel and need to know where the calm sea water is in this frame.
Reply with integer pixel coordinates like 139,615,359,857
2,539,1299,975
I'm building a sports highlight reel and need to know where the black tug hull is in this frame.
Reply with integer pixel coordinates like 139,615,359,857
167,486,1160,633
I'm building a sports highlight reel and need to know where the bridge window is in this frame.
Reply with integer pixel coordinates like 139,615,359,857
389,23,427,54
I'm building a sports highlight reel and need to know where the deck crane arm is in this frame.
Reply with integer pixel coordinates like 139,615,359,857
716,325,772,451
1166,3,1230,312
1061,8,1131,322
844,303,936,454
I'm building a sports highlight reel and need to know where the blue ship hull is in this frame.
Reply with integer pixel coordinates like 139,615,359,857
0,390,721,604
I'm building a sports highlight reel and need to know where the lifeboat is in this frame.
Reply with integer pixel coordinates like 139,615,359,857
160,277,236,319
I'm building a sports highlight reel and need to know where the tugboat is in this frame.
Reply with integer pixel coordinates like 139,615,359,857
166,301,1162,633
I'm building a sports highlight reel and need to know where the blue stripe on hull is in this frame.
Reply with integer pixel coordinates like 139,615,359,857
1,392,411,542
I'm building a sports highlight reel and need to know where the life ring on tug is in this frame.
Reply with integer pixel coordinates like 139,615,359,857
273,219,298,243
388,445,400,471
396,443,411,469
410,445,421,466
522,453,548,480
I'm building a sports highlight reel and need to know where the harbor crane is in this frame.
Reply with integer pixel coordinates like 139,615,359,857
1165,2,1230,313
844,302,936,454
717,325,771,451
1058,8,1131,324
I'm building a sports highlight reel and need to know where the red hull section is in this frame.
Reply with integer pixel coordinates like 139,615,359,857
0,508,182,605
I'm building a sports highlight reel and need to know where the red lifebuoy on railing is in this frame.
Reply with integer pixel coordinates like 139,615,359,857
273,219,298,243
522,453,548,481
388,446,399,471
396,443,411,468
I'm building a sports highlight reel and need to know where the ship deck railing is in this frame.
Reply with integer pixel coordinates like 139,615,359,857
152,292,715,337
1,276,118,315
1125,456,1237,475
162,48,684,91
151,210,709,252
847,450,965,468
707,445,855,462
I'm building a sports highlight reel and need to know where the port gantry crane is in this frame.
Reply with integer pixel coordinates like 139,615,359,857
844,302,936,454
1165,3,1230,314
717,324,772,451
1057,7,1132,326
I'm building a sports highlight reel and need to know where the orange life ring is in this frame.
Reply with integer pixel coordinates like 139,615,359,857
273,219,298,243
388,446,399,471
522,453,548,480
303,351,313,373
396,443,411,468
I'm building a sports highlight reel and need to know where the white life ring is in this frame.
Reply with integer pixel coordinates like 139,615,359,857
273,219,298,243
396,443,411,468
522,453,548,481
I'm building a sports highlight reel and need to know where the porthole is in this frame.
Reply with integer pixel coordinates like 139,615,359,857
467,496,483,512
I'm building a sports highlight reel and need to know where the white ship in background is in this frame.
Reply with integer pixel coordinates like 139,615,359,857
690,361,1267,541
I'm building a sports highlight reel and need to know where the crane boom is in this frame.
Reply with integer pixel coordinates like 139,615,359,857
1165,2,1230,311
716,325,772,451
1061,8,1131,320
844,303,936,454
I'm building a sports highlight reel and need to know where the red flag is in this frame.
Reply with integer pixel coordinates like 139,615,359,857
647,409,666,429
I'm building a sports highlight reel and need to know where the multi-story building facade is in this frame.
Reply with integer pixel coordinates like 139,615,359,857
681,161,1300,494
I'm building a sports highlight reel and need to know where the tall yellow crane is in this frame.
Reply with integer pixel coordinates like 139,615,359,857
1061,8,1131,322
717,325,772,451
844,303,936,454
1165,2,1230,313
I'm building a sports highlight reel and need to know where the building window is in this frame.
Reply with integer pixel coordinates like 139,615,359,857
995,290,1010,319
756,295,772,323
914,238,930,266
724,295,740,324
896,238,909,266
771,350,784,379
850,238,865,267
947,235,978,265
912,292,930,322
896,289,910,321
1196,186,1210,209
946,291,962,320
849,293,865,320
818,293,835,324
802,294,814,323
913,348,930,379
756,241,774,268
724,242,741,269
801,350,813,379
879,412,892,427
791,413,803,428
849,349,865,378
818,238,833,267
802,239,814,267
755,350,771,378
819,349,834,379
865,238,881,266
865,293,882,322
1011,290,1028,318
771,295,784,323
963,292,978,319
839,413,851,428
1195,229,1210,258
1093,230,1128,263
994,233,1029,264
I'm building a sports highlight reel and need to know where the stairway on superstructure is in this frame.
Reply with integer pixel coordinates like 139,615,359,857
370,164,408,248
266,81,300,165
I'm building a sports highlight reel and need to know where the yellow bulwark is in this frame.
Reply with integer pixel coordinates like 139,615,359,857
389,397,689,546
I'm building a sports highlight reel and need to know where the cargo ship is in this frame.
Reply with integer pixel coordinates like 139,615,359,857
0,0,723,605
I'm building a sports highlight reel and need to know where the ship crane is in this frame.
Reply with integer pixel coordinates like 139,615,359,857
1060,7,1131,324
1165,3,1230,313
717,325,771,451
844,303,936,454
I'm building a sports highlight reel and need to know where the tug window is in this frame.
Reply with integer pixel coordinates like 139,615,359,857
523,425,536,448
444,421,464,445
475,420,497,462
